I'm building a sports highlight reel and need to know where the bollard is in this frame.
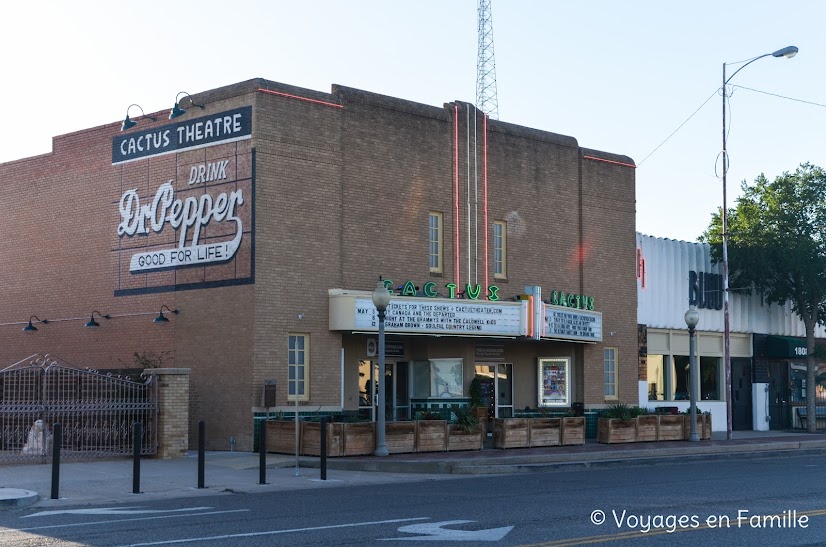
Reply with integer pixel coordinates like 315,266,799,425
51,423,62,500
259,419,267,485
198,421,205,489
320,416,327,480
132,422,141,494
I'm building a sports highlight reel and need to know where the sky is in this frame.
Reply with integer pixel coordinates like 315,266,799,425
1,1,823,243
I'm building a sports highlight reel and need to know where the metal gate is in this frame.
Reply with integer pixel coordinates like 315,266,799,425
0,354,158,464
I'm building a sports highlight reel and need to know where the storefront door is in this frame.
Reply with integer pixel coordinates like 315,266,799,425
731,357,752,430
358,359,409,421
767,362,790,429
474,364,514,419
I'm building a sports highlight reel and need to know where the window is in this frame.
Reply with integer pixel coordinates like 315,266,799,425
604,348,617,399
429,212,443,273
494,220,507,278
288,334,308,401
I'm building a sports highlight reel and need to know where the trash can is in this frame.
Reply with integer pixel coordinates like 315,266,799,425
584,411,599,439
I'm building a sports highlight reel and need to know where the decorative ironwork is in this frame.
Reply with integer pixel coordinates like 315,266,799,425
0,354,157,464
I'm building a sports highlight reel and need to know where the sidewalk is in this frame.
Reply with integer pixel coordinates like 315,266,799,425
2,430,825,509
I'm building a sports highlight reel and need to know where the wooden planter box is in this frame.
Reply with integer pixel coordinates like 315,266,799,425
265,420,299,454
683,414,712,441
385,421,417,454
447,424,484,451
635,415,659,442
341,422,375,456
598,418,637,444
415,420,447,452
493,418,529,449
702,414,712,440
657,415,685,441
300,422,344,457
561,417,585,445
529,418,561,447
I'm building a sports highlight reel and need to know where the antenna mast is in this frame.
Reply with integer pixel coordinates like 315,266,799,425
476,0,499,119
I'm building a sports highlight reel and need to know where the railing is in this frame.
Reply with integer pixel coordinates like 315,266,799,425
0,354,158,464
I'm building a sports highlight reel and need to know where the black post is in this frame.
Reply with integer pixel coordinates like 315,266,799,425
198,420,205,489
320,416,327,480
132,422,141,494
50,423,61,500
258,419,266,485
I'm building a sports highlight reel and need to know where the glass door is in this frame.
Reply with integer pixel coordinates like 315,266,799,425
358,359,376,421
497,363,514,418
359,359,407,421
474,363,513,419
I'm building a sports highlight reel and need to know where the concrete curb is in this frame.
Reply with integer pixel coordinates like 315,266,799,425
0,488,39,510
307,441,826,474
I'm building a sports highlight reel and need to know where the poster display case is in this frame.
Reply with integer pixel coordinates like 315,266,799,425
538,357,570,407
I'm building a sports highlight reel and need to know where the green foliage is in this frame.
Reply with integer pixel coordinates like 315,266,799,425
601,403,634,420
449,405,480,433
700,163,826,325
700,162,826,432
469,375,484,408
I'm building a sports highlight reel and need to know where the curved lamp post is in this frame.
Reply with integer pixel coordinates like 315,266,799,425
684,306,700,442
371,278,391,457
721,45,798,441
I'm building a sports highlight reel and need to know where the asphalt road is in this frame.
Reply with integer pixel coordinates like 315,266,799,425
1,453,825,546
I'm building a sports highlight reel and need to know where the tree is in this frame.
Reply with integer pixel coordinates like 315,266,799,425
701,163,826,433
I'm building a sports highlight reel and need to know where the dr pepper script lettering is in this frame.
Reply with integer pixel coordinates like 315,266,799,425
118,182,243,272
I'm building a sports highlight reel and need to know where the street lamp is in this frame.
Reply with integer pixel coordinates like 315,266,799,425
371,278,391,457
684,305,700,442
721,45,798,441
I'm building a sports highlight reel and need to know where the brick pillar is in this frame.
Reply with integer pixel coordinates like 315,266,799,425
145,368,191,459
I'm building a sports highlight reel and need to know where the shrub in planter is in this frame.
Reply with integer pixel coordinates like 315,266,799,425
597,403,638,444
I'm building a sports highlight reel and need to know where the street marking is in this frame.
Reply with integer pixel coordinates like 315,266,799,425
0,510,249,533
113,517,430,546
23,506,214,518
382,520,514,542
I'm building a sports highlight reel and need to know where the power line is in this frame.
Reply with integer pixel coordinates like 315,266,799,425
637,89,718,167
638,85,825,168
732,85,826,108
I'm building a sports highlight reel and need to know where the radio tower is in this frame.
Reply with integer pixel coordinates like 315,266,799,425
476,0,499,119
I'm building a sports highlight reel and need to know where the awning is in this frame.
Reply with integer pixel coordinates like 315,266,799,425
766,335,808,359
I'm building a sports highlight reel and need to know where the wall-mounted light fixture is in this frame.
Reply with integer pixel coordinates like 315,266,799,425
121,104,157,131
22,316,48,332
84,310,111,328
153,305,178,323
169,92,204,120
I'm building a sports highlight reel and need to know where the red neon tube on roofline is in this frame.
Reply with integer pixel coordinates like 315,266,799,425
257,88,343,109
582,155,635,168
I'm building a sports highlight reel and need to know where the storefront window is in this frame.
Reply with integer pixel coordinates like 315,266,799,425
647,355,665,401
672,355,690,400
700,356,720,400
790,363,826,403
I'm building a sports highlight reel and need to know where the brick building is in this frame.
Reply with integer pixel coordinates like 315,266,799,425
0,78,637,451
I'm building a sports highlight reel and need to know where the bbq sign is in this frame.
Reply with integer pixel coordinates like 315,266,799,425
112,107,252,165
